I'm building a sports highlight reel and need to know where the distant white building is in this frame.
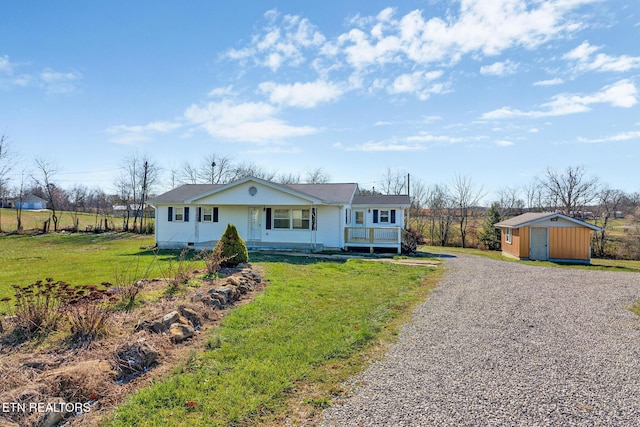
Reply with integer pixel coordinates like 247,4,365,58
13,194,48,210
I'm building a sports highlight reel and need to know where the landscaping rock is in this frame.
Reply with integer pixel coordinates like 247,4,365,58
169,323,195,343
179,306,201,327
39,410,64,427
161,311,181,328
135,320,168,334
113,341,159,381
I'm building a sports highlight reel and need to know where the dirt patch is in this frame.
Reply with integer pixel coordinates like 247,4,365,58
0,265,265,427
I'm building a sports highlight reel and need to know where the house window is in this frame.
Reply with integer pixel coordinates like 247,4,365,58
175,207,184,222
202,207,213,222
292,209,310,229
355,211,364,225
273,208,311,229
380,210,390,223
274,209,291,229
505,228,512,244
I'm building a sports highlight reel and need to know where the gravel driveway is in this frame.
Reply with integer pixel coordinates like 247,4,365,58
321,254,640,426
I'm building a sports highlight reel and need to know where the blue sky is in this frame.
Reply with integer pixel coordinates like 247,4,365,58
1,0,639,201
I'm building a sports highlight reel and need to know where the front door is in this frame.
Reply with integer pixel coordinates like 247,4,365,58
248,207,261,241
530,227,548,260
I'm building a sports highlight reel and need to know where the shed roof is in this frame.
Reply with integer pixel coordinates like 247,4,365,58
495,212,601,231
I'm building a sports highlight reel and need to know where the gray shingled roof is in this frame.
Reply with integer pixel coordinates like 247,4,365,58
151,184,222,204
284,183,358,204
495,212,601,231
150,180,359,205
352,194,411,206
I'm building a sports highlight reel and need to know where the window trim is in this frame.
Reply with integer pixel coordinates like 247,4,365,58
174,207,184,222
505,228,512,244
271,208,312,230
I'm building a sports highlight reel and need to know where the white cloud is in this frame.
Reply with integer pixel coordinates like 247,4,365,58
226,1,595,96
225,9,326,71
387,70,446,100
183,99,317,143
259,80,343,108
39,68,83,94
578,131,640,144
480,60,518,76
343,140,427,152
482,79,637,119
106,121,182,144
495,140,515,147
564,41,640,73
208,85,236,98
0,55,13,74
533,78,564,86
0,57,82,94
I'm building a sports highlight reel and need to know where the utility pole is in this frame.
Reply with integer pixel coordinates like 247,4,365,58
406,173,411,227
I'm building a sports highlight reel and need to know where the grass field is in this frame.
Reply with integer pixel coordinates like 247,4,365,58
0,208,154,233
0,233,171,304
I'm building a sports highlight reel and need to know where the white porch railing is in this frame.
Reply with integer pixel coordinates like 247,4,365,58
344,227,401,245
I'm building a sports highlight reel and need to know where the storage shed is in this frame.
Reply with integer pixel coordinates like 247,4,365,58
495,212,601,264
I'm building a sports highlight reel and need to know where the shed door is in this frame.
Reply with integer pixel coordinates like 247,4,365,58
530,227,548,261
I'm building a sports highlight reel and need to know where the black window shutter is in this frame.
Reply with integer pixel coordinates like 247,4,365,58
391,210,396,224
168,207,173,222
266,208,272,230
213,207,219,222
184,207,190,222
312,208,317,231
197,207,202,222
373,209,379,223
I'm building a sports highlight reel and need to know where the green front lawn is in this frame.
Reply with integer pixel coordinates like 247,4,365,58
107,255,439,426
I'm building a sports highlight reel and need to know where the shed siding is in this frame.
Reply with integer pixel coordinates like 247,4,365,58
549,227,591,260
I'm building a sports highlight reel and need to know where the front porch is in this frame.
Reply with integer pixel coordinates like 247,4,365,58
344,227,402,253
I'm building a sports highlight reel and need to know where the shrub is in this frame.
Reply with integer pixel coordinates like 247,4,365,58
67,295,110,345
402,228,424,254
11,279,72,338
165,248,193,293
218,224,248,268
196,244,235,277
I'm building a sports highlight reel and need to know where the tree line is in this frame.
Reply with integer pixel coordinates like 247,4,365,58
1,134,639,258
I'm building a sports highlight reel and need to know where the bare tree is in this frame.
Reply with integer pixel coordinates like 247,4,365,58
451,174,485,248
179,161,200,184
408,177,429,234
497,186,524,217
305,167,330,184
231,161,276,181
276,172,301,184
69,184,88,232
593,186,625,257
426,183,453,247
539,166,599,217
33,157,61,232
13,169,29,232
378,168,407,195
0,134,12,231
199,154,235,184
524,181,544,212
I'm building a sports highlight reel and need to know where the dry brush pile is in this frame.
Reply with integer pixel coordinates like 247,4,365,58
0,259,264,427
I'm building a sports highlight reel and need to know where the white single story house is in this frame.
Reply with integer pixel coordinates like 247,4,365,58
151,176,411,253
